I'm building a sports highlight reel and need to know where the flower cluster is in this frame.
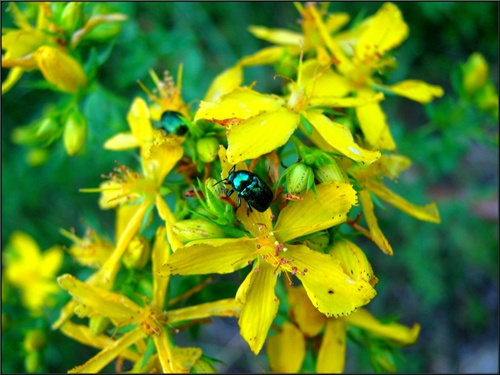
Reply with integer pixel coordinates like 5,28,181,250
2,2,450,373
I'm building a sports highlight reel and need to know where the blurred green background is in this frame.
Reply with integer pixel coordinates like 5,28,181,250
2,2,498,373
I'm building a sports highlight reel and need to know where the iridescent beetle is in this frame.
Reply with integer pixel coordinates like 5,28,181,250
214,165,273,215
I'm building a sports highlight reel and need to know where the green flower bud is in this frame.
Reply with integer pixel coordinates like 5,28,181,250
204,178,236,225
173,218,226,242
305,233,330,252
286,162,314,194
24,350,40,373
196,137,219,163
23,329,47,352
370,346,397,373
63,108,87,156
60,2,84,34
123,236,150,269
192,358,217,373
26,148,50,167
315,161,349,183
462,52,489,95
89,316,111,336
36,117,60,142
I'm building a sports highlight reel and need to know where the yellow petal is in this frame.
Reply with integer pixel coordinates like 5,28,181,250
156,194,184,252
291,245,377,318
226,108,299,164
153,330,175,373
326,12,350,33
309,92,384,107
383,80,444,103
99,200,150,289
39,245,64,279
1,29,46,68
367,181,441,223
378,154,412,178
103,132,140,150
306,109,382,164
239,45,301,67
274,181,357,243
203,64,243,102
267,322,305,373
344,308,420,345
57,274,141,325
355,91,396,151
152,226,169,310
68,329,145,373
301,60,352,98
194,87,285,121
329,240,377,286
142,133,184,183
248,25,304,45
359,189,393,255
308,4,353,73
168,298,242,324
286,285,325,337
52,300,79,330
126,97,154,148
1,67,24,94
60,321,140,361
355,2,409,65
238,263,279,354
115,204,140,243
169,347,203,373
34,46,87,94
316,318,347,373
158,238,255,276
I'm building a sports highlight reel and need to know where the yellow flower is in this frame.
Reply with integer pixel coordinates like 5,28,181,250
346,154,440,255
159,148,376,354
59,225,114,269
1,3,87,94
268,247,418,373
34,45,87,94
241,3,350,67
237,3,444,152
310,2,443,151
56,226,242,373
195,57,383,166
2,2,126,94
3,231,63,315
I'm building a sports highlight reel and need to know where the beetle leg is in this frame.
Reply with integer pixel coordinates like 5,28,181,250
245,201,253,216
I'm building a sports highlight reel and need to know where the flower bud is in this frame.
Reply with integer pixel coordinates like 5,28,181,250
36,117,60,142
34,46,87,94
370,346,397,373
123,236,150,269
192,358,217,373
24,350,40,373
63,108,87,156
462,53,489,95
89,316,110,336
286,162,314,194
173,218,226,242
26,148,50,167
315,161,349,183
196,137,219,163
305,233,330,252
60,2,84,34
23,329,47,352
205,178,236,224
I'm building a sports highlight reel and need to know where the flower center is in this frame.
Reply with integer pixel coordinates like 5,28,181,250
251,225,308,283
